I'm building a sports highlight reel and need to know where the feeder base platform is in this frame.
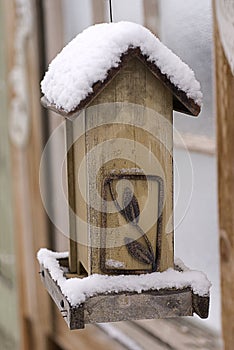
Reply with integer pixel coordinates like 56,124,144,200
39,257,209,330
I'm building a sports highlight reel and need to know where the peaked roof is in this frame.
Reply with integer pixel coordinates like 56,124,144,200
41,22,202,118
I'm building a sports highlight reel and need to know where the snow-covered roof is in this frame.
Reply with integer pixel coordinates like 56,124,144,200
41,22,202,117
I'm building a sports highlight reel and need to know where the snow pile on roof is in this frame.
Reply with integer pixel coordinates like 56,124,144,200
41,22,202,113
37,249,211,307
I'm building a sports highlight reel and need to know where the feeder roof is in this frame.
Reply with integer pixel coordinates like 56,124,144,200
41,22,202,117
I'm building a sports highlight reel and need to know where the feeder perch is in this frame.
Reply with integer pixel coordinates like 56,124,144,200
38,22,210,329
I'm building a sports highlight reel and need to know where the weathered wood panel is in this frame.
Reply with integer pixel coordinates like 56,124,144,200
111,318,222,350
143,0,161,37
39,258,209,330
71,56,174,275
102,321,167,350
92,0,106,23
55,316,127,350
66,121,78,273
42,0,68,255
0,3,19,346
84,289,192,324
3,0,55,349
214,3,234,349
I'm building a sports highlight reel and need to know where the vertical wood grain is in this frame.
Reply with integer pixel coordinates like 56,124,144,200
143,0,161,37
91,0,106,24
4,0,54,349
42,0,68,254
0,1,19,348
75,57,173,274
214,5,234,349
65,121,77,273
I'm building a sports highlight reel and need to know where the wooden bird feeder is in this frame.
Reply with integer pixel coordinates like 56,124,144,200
38,22,210,329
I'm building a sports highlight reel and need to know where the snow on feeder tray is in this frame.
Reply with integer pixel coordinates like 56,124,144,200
38,21,210,329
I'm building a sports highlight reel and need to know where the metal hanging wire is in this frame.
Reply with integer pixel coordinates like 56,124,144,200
109,0,113,22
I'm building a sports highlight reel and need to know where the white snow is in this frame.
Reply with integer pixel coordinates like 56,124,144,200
37,248,211,307
106,259,125,268
41,22,202,113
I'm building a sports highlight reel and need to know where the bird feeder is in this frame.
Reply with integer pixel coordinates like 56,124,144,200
38,22,210,329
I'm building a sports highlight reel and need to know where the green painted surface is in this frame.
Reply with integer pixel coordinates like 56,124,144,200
0,2,20,348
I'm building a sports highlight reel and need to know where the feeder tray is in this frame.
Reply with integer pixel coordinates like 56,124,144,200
39,254,209,330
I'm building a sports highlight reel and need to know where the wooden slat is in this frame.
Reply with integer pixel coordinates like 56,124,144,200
214,3,234,349
24,1,54,345
134,319,221,350
40,264,194,329
3,1,33,349
39,258,209,330
42,0,68,254
91,0,106,23
65,120,77,273
84,289,193,324
55,315,127,350
42,0,64,64
3,0,54,349
143,0,161,37
98,318,221,350
0,1,19,348
108,321,167,350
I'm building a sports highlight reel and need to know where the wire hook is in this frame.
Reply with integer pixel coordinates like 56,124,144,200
109,0,113,22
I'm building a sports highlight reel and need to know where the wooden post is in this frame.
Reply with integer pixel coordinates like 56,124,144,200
65,120,78,273
91,0,106,23
4,0,53,348
143,0,161,37
214,5,234,349
0,1,19,348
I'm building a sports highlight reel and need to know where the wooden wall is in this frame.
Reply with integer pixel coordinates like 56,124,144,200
0,1,19,348
214,4,234,349
3,0,53,348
